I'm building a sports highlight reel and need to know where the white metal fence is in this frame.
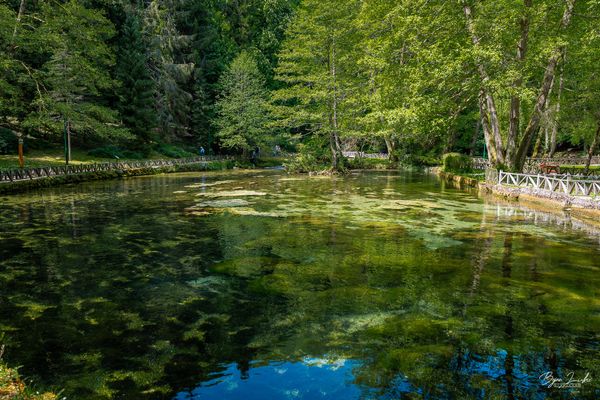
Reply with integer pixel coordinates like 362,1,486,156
342,151,388,159
497,171,600,197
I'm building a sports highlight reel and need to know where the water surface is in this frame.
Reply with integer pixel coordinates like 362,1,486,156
0,170,598,399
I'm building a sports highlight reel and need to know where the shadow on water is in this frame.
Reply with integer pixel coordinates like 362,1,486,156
0,170,598,399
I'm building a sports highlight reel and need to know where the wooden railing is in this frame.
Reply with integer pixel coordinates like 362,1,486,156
0,155,234,184
498,171,600,197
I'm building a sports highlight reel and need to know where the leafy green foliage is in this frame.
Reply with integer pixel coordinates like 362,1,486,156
1,0,296,156
442,153,473,173
154,143,195,158
215,51,272,151
87,146,144,160
23,0,130,142
0,128,17,155
2,0,600,167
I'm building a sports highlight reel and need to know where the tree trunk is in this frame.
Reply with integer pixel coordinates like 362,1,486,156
469,119,481,156
11,0,27,168
67,121,72,163
585,120,600,172
384,136,397,161
11,0,26,45
17,133,24,168
506,0,532,165
512,0,576,171
532,132,543,158
64,118,72,165
549,57,565,157
329,35,342,170
462,2,504,165
444,129,457,154
478,90,498,164
534,74,556,158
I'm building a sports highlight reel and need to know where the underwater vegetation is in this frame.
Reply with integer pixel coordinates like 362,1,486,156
0,170,598,399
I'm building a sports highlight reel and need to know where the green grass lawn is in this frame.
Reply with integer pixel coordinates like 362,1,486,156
0,149,114,170
0,148,189,171
560,164,600,170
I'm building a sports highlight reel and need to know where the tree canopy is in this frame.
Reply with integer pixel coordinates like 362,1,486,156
0,0,599,170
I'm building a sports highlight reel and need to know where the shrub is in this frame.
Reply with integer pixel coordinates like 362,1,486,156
393,152,441,167
121,150,144,159
412,155,441,167
87,146,124,159
0,129,17,155
442,153,473,173
284,152,322,173
155,144,195,158
283,141,330,173
88,146,145,160
347,157,391,170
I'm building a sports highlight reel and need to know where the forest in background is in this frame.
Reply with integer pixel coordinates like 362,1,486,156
0,0,297,160
1,0,600,171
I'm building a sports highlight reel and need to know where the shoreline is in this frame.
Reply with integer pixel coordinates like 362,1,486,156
0,160,236,195
433,168,600,228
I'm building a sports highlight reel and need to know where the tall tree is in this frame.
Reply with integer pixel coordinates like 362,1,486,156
273,0,360,170
23,0,130,151
215,51,271,152
461,0,577,170
116,10,157,152
351,0,470,162
144,0,194,141
561,0,600,170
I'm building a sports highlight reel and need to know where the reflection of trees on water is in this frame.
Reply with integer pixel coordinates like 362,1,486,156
216,215,599,399
0,172,598,399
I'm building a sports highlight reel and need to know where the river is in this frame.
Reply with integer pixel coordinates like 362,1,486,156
0,170,598,399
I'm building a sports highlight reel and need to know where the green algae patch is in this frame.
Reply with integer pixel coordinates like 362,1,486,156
209,256,276,277
1,169,600,398
196,199,252,208
185,180,236,188
195,190,268,197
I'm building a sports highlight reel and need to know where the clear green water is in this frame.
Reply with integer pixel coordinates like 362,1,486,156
0,170,598,399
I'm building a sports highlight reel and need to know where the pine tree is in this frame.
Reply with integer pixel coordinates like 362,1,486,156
215,51,271,152
144,0,194,141
178,0,235,147
23,0,130,144
116,11,157,152
191,74,215,150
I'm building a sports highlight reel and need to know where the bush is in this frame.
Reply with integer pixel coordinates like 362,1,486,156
347,157,391,170
284,152,323,173
283,141,331,173
0,129,17,155
393,152,441,167
155,144,195,158
412,154,441,167
87,146,145,160
121,150,144,159
442,152,473,173
87,146,124,159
